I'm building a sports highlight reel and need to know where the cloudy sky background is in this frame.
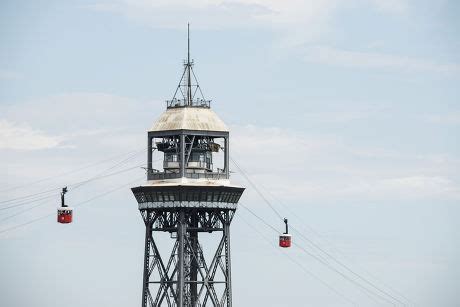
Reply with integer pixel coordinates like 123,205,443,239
1,1,459,306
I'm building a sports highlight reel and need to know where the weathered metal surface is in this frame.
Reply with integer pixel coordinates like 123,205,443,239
150,107,229,132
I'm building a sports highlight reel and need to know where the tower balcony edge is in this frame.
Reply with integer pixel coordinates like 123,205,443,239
131,184,245,210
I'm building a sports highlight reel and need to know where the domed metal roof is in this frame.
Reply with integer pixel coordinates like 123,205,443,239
149,107,229,132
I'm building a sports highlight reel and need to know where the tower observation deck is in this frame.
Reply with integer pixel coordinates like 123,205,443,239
131,25,245,307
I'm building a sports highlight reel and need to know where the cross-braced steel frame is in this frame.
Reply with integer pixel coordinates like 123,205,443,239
140,208,234,307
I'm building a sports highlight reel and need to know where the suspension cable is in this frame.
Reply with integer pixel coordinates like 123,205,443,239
232,157,410,306
1,147,146,193
0,194,56,211
1,148,146,205
0,164,144,212
244,174,413,306
71,149,146,190
0,188,60,205
239,203,401,306
290,224,407,306
236,210,358,307
230,157,283,220
0,197,52,223
0,176,144,236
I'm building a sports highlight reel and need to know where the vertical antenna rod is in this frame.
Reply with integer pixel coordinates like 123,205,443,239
188,23,190,65
186,23,192,106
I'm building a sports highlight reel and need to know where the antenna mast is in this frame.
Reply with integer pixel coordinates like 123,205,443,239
187,23,190,65
166,24,211,109
186,23,192,106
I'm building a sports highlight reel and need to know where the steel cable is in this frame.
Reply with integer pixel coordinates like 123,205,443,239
246,176,413,306
0,164,144,212
230,157,283,220
236,210,358,307
232,158,410,306
1,147,146,193
0,176,144,235
239,203,397,306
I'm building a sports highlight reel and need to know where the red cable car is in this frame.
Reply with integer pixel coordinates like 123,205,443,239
57,187,73,224
57,207,73,223
279,218,291,248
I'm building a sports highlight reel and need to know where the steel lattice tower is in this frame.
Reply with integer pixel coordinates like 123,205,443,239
131,26,245,307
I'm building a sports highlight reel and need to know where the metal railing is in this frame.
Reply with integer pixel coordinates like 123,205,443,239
147,170,228,181
163,161,213,170
166,98,211,109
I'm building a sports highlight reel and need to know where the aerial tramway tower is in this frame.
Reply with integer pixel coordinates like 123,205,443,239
131,26,245,307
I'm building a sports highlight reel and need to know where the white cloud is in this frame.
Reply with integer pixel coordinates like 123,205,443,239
383,176,454,191
84,0,275,30
0,120,63,150
0,70,22,81
85,0,408,30
1,92,162,134
341,176,460,200
370,0,409,13
303,46,460,73
0,92,153,188
425,112,460,125
231,124,337,174
0,92,163,154
83,0,459,74
231,124,460,202
84,0,405,45
301,110,370,123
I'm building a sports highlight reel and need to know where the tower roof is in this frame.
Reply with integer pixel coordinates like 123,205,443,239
149,107,229,132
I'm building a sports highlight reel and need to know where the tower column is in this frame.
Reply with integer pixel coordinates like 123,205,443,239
142,214,152,307
224,137,229,178
224,212,232,307
180,134,186,178
177,211,186,306
147,135,153,173
190,214,199,306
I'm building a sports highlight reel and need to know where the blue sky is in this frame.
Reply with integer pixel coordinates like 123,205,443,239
1,1,459,306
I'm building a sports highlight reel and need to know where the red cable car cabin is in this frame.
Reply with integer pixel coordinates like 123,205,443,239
57,207,73,224
57,187,72,224
279,233,292,248
279,218,291,248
